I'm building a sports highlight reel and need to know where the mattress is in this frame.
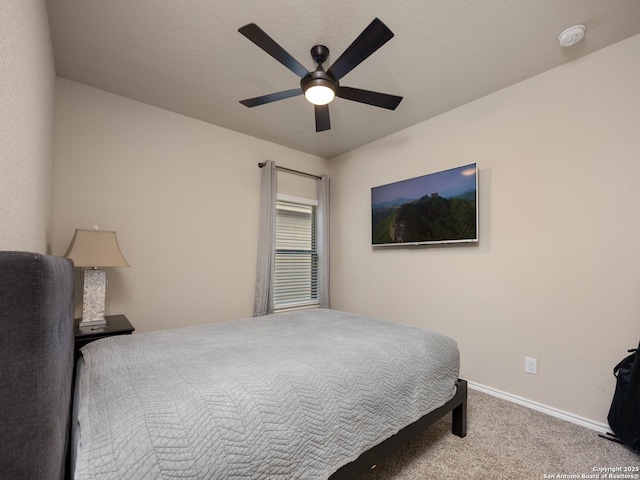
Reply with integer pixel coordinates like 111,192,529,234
73,309,459,480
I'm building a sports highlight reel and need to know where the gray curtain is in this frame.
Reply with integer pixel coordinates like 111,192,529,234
253,161,277,316
317,174,331,309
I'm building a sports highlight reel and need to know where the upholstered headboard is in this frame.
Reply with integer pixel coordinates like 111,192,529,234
0,252,74,480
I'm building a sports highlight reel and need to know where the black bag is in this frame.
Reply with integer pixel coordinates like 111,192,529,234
607,342,640,450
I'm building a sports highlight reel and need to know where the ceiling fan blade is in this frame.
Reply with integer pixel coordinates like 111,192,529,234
327,18,394,80
336,86,402,110
240,88,303,107
315,104,331,132
239,23,310,78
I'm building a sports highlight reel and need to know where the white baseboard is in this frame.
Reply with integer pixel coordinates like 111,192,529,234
467,381,612,435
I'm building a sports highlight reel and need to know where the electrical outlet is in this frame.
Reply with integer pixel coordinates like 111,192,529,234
525,357,537,375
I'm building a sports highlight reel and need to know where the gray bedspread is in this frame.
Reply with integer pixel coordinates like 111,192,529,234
74,309,459,480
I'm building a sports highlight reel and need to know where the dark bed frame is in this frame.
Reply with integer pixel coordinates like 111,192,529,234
330,379,467,479
0,251,467,480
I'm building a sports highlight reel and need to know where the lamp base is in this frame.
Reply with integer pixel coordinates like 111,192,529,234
78,318,107,328
81,268,107,326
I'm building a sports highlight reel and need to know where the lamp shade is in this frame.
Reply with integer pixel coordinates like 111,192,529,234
64,229,129,268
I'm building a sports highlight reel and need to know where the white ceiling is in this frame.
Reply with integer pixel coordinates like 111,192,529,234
45,0,640,159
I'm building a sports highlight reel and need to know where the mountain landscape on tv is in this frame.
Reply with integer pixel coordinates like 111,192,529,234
372,189,477,244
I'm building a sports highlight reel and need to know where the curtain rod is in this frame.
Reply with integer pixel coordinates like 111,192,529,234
258,162,321,180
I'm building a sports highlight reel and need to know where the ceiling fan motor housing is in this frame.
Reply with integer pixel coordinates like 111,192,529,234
301,45,338,104
301,46,337,94
301,70,337,93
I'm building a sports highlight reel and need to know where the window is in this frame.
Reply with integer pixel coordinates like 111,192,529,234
274,196,318,311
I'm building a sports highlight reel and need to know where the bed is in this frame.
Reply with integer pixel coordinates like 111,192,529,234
0,252,467,480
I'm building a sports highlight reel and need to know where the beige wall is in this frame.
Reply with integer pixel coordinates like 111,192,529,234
329,34,640,425
0,0,55,252
52,79,329,333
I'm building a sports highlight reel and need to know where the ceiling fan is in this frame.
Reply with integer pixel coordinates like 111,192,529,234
238,18,403,132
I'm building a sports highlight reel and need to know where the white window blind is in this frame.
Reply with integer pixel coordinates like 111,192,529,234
274,200,319,311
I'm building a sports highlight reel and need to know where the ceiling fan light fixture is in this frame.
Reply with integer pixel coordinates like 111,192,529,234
303,80,336,105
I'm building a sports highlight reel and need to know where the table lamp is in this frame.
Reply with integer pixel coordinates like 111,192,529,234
64,228,129,327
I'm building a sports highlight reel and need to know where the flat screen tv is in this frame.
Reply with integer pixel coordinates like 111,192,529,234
371,163,478,247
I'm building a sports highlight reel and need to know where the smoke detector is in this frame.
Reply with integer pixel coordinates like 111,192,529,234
558,25,586,47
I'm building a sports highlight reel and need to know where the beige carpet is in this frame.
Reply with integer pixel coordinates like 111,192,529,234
357,389,639,479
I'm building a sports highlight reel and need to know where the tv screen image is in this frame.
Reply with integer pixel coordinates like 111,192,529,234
371,163,478,246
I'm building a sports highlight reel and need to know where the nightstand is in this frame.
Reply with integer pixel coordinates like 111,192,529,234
74,314,135,354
